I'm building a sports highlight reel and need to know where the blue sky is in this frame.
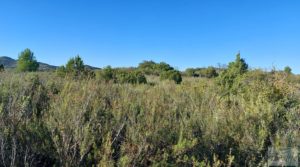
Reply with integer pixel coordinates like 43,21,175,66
0,0,300,72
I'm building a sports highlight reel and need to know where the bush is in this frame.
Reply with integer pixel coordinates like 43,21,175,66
0,70,299,166
198,66,218,78
284,66,292,74
56,55,95,79
160,70,182,84
138,60,175,75
99,66,116,82
138,60,157,75
98,67,147,84
0,64,4,72
55,66,66,77
184,68,199,77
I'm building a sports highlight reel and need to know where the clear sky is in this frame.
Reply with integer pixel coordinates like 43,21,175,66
0,0,300,72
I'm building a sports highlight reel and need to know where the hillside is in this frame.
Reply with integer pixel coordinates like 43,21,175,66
0,56,16,68
0,56,99,71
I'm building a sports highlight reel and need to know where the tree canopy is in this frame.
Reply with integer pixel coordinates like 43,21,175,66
284,66,292,74
218,53,249,90
17,49,39,72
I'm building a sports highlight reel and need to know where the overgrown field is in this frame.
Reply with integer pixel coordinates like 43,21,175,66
0,68,299,166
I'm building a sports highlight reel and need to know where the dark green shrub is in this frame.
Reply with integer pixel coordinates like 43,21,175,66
56,55,95,79
198,66,218,78
115,70,147,84
116,71,136,84
284,66,292,74
65,55,85,76
99,66,116,82
160,70,182,84
56,66,66,77
135,71,147,84
185,68,199,77
138,60,157,75
0,64,4,72
138,60,175,75
98,67,147,84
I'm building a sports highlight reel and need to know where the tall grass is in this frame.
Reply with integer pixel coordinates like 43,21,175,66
0,71,299,166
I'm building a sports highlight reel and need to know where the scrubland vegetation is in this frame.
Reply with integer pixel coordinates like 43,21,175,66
0,49,299,166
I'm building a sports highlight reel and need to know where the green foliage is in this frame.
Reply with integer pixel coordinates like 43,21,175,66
56,55,95,79
55,65,66,77
65,55,85,74
156,62,174,72
0,57,299,166
138,60,174,76
218,53,248,91
138,60,157,75
98,66,147,84
16,48,39,72
0,64,4,72
185,67,218,78
199,66,218,78
228,53,248,74
160,70,182,84
284,66,292,74
99,66,115,82
185,68,199,77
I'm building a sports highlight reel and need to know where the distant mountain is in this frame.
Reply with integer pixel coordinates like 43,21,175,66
0,56,57,71
38,62,57,71
84,65,101,70
0,56,16,68
0,56,99,71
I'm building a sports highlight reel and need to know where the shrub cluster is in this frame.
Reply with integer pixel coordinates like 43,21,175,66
0,59,299,166
138,60,174,75
98,66,147,84
185,66,219,78
1,50,299,166
160,70,182,84
56,55,95,79
138,60,182,84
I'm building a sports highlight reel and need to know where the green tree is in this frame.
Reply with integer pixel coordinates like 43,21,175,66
17,49,39,72
155,62,174,72
219,53,248,90
57,55,95,79
228,53,248,75
138,60,175,76
100,66,116,82
66,55,85,75
284,66,292,74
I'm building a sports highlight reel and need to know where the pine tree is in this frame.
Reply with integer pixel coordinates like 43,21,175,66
17,49,39,72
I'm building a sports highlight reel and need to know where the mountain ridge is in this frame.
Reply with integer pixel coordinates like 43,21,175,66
0,56,100,71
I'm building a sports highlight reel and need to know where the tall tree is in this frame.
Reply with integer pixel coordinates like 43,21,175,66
219,53,248,90
227,53,248,75
66,55,84,72
17,49,39,72
65,55,85,75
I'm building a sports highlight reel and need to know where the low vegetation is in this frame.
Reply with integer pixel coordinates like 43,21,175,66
0,50,299,166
